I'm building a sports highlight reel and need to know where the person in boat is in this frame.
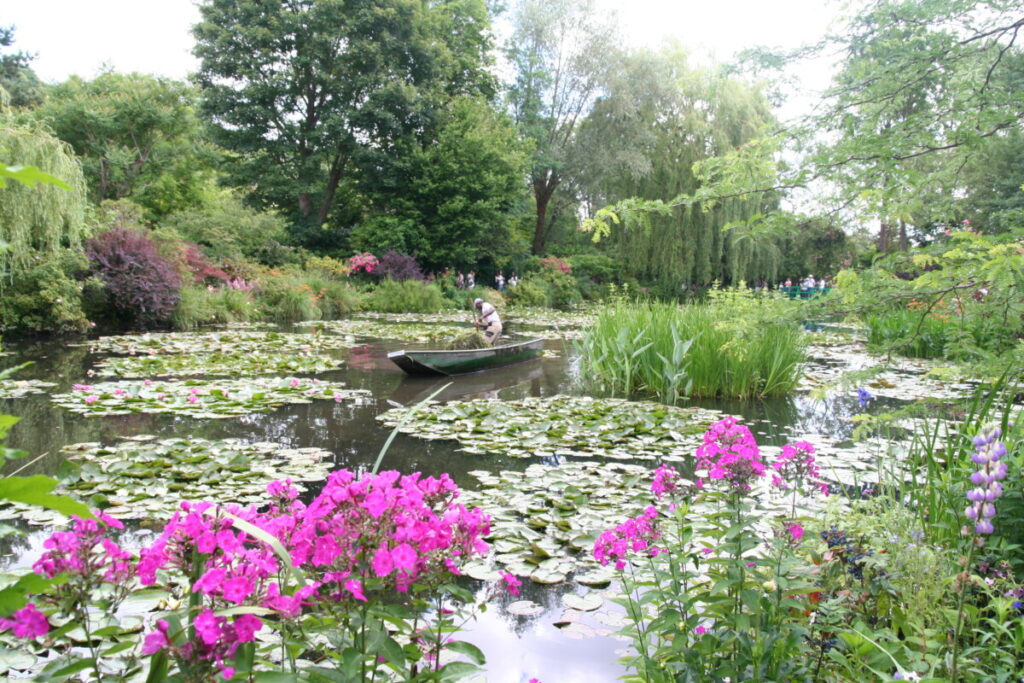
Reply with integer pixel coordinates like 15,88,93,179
474,297,502,345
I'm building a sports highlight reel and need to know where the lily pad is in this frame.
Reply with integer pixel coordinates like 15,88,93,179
378,395,724,461
506,600,545,617
85,330,353,356
562,592,603,611
51,377,370,418
0,378,56,398
0,437,335,524
94,350,344,378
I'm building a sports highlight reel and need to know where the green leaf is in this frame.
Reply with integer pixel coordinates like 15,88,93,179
223,512,304,586
0,476,93,519
0,573,62,616
446,641,486,666
438,661,483,681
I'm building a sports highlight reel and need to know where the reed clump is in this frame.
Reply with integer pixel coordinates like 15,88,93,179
578,297,806,401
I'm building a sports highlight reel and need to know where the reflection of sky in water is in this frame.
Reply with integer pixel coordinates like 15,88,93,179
0,324,957,680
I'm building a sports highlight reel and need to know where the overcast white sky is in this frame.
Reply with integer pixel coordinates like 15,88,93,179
5,0,844,118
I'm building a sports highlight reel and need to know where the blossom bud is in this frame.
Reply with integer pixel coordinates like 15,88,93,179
971,452,989,465
964,505,978,520
966,488,986,502
975,519,994,535
970,471,987,485
993,462,1008,480
982,503,996,518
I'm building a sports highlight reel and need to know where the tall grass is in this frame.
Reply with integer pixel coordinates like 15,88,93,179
882,370,1022,567
172,286,256,330
577,300,806,401
364,280,446,314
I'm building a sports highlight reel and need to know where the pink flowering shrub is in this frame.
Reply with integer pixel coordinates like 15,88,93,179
9,469,493,681
538,256,571,274
347,251,379,274
593,419,823,680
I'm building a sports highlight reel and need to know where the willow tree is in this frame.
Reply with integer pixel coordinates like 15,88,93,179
579,49,780,286
0,121,88,281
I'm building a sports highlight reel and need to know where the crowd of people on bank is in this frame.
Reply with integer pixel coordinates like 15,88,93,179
446,269,519,292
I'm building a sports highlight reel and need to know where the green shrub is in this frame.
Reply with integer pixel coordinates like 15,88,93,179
172,286,257,330
504,278,550,308
171,286,215,330
319,281,363,318
0,250,98,333
578,298,806,401
161,191,289,262
364,279,446,314
541,269,582,310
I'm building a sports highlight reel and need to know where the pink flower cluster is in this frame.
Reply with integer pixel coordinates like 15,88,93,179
770,441,829,496
0,603,49,639
33,511,132,584
347,252,379,274
593,506,663,570
694,418,766,492
538,256,571,274
15,470,489,680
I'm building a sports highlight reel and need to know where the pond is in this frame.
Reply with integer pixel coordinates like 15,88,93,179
0,316,963,682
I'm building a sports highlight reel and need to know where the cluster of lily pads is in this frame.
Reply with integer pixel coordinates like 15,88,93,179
302,319,482,344
377,395,725,460
51,377,370,418
94,350,344,379
802,337,977,401
84,330,352,356
460,461,652,585
0,378,55,399
0,436,334,525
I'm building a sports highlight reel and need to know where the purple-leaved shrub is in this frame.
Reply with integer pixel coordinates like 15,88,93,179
85,227,182,328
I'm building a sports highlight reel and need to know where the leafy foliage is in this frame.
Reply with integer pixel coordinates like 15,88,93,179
0,121,89,281
579,295,806,400
193,0,495,239
84,226,182,329
37,72,219,219
375,249,424,282
364,279,447,314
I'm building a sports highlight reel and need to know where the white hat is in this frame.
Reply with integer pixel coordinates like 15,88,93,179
474,298,483,306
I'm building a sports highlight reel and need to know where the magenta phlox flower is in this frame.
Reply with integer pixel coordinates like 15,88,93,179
500,572,522,596
0,603,49,638
593,506,661,570
33,511,135,591
345,578,367,602
694,418,765,492
651,465,680,499
787,522,804,542
771,441,829,496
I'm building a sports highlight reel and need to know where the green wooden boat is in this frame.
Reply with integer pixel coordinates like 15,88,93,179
387,338,544,376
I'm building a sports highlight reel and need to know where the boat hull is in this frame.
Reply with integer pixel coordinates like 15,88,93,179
387,339,544,376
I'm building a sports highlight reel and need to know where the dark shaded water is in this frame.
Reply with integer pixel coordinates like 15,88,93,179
0,324,869,682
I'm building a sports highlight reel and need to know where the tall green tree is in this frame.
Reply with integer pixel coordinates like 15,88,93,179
0,120,88,281
505,0,617,254
193,0,495,247
0,26,42,108
584,0,1024,251
36,73,219,219
582,49,781,286
350,96,530,269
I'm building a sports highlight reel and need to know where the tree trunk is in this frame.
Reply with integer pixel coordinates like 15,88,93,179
898,219,909,251
531,173,559,255
878,221,892,253
317,153,347,227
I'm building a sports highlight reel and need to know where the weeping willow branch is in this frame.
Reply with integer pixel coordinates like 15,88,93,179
0,122,89,284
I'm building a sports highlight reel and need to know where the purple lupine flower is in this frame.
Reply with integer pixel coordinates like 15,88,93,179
857,388,873,408
963,426,1008,537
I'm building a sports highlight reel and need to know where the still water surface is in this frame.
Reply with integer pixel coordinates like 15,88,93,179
0,323,869,682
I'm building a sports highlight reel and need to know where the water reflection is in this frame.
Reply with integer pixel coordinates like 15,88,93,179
0,330,894,681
